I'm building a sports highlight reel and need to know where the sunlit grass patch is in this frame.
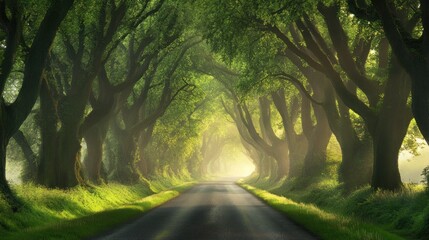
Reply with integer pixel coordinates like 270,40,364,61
242,175,286,191
2,190,180,240
149,173,195,192
241,184,405,240
248,172,429,239
0,178,195,240
243,139,429,239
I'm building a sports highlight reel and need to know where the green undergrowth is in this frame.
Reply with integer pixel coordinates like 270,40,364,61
243,139,429,240
270,179,429,240
0,177,195,240
240,183,405,240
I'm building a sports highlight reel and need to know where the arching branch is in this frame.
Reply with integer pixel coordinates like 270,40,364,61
271,72,323,106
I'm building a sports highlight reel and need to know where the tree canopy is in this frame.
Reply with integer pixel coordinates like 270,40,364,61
1,0,428,213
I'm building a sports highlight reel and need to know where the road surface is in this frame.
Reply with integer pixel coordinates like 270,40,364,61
93,180,318,240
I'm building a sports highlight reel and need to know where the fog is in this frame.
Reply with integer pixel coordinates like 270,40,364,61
207,148,255,178
399,145,429,183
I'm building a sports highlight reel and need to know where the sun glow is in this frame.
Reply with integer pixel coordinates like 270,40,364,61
209,150,255,178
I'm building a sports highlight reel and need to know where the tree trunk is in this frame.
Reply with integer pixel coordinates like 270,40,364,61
322,93,374,190
271,90,308,178
370,0,429,145
287,135,307,178
136,126,155,177
57,126,84,188
272,141,289,179
0,133,20,211
371,62,411,191
137,154,150,177
241,137,264,179
187,150,202,178
84,124,108,184
0,0,73,210
372,123,407,191
38,126,83,188
37,81,85,188
112,128,140,184
410,69,429,145
258,154,270,179
284,52,359,183
302,121,331,178
301,95,332,178
37,79,60,187
338,137,373,191
13,130,38,182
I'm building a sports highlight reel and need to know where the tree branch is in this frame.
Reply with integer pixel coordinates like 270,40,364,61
272,72,323,105
318,3,380,106
370,0,414,70
295,17,376,126
264,24,326,74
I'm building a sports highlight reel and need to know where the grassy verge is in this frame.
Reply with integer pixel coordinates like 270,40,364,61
265,178,429,239
240,183,405,240
0,180,194,240
242,138,429,239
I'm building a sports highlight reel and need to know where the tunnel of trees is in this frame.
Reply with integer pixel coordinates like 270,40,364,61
0,0,428,216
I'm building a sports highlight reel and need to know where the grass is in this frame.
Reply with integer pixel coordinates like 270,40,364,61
240,183,405,240
261,175,429,239
241,138,429,240
0,178,194,240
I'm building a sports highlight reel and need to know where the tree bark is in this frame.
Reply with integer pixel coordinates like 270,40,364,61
282,13,410,191
12,130,37,182
271,141,289,179
116,135,140,183
308,72,373,190
110,122,141,184
334,93,374,191
283,55,332,179
370,0,429,145
0,133,20,211
283,48,372,189
37,79,60,187
338,136,373,191
57,125,84,188
259,97,290,179
240,136,264,178
271,90,307,177
83,123,108,184
0,0,74,210
37,77,88,188
302,114,331,178
136,125,155,177
371,60,412,190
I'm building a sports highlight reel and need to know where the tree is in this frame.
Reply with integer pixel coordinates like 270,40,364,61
36,0,166,188
0,0,74,210
110,38,199,183
37,0,130,188
80,1,174,184
349,0,429,146
198,0,412,190
12,130,37,182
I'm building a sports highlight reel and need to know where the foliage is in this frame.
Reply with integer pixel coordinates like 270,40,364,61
0,0,428,238
421,166,429,190
402,120,425,156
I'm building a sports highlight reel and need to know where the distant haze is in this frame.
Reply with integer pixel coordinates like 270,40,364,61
209,151,255,178
399,145,429,183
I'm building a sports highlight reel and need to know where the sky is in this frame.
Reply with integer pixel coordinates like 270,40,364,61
399,145,429,183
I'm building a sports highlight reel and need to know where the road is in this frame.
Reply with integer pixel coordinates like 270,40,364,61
93,180,318,240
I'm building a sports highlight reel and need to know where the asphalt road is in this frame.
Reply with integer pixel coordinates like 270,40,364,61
93,179,318,240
